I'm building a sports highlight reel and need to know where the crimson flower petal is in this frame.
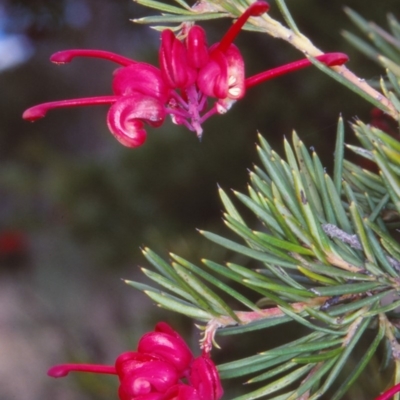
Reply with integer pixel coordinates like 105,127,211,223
190,356,223,400
119,387,165,400
107,94,166,148
197,49,228,99
46,323,223,400
220,44,245,99
186,26,209,69
197,44,245,101
154,322,183,338
159,29,197,89
118,360,179,398
50,49,136,66
115,352,160,378
161,384,200,400
138,324,193,374
113,63,171,103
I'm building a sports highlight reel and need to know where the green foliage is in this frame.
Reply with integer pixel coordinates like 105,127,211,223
124,0,400,398
126,120,400,399
343,7,400,123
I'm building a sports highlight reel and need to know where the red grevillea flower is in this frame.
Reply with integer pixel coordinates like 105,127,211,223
48,322,223,400
23,1,349,148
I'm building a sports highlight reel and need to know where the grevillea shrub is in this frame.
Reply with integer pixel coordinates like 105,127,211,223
22,0,400,399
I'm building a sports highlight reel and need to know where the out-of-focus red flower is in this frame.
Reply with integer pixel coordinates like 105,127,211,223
0,230,26,255
370,108,399,137
0,229,28,270
48,322,223,400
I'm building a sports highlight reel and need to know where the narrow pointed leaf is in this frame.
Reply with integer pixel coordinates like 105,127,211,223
297,266,337,285
233,364,314,400
311,281,382,296
170,261,233,317
331,321,385,399
145,290,213,320
292,347,343,363
275,0,301,34
278,306,346,335
133,13,228,24
287,357,338,400
342,31,380,60
234,191,285,235
219,187,245,224
310,316,372,398
334,116,345,192
142,248,221,309
253,231,314,255
170,256,260,311
170,255,240,321
141,268,199,303
134,0,195,14
200,230,298,268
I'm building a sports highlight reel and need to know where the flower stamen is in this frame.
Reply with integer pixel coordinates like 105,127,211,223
48,364,116,378
23,96,119,121
50,50,136,66
245,52,349,89
215,1,270,54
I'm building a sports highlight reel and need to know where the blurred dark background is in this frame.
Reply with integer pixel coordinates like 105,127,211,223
0,0,399,399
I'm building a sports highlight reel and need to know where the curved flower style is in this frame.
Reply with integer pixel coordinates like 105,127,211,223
374,383,400,400
23,1,349,147
48,322,223,400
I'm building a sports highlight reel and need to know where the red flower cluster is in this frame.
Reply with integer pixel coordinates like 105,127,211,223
48,322,223,400
0,230,26,256
23,1,348,148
